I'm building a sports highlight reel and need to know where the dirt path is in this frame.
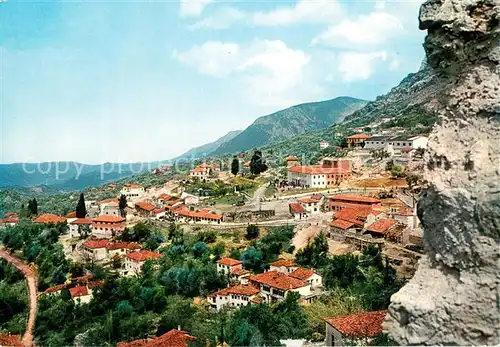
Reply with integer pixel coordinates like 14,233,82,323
0,248,37,347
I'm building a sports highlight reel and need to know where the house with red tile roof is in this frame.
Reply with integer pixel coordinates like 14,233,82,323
287,159,352,188
346,133,370,148
157,193,175,205
68,217,93,238
0,212,19,226
92,215,126,238
284,155,299,168
97,198,120,217
82,239,110,261
189,163,218,180
106,241,141,258
34,213,66,224
364,219,399,238
134,201,156,217
69,285,92,304
216,257,243,276
230,267,250,285
247,271,311,303
117,329,195,347
298,194,324,214
0,333,23,347
289,267,323,289
289,202,307,220
324,310,387,346
151,207,166,220
208,285,260,311
172,207,223,224
329,195,381,212
269,259,298,274
124,250,162,275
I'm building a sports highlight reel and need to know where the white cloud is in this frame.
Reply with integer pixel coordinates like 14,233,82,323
338,51,387,82
252,0,342,26
173,39,321,107
312,11,404,47
179,0,212,17
189,7,246,30
389,58,401,70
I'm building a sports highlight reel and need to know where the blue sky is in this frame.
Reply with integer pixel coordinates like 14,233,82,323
1,0,426,164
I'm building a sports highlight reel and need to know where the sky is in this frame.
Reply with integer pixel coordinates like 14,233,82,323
1,0,426,164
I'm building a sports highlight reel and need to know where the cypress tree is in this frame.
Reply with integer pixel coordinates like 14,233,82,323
76,193,87,218
119,195,127,217
32,198,38,215
231,157,239,176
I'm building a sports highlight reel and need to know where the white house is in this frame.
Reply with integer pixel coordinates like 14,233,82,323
68,218,93,238
69,286,92,305
320,140,329,149
216,257,243,276
394,208,419,229
298,195,323,214
180,192,200,205
386,135,428,151
120,184,145,201
247,271,312,303
287,160,351,188
230,268,250,285
208,285,260,311
106,242,141,258
289,203,307,220
364,136,393,150
92,215,126,238
82,239,109,262
289,268,323,289
124,250,162,276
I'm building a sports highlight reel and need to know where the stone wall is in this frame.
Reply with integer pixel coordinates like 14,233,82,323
384,0,499,345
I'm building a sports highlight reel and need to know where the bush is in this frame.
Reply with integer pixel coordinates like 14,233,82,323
245,224,260,240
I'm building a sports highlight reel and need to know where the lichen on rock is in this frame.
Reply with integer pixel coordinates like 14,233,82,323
384,0,500,345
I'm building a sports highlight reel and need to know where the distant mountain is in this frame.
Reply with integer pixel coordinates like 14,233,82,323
210,97,368,156
0,162,156,191
172,130,242,162
261,66,438,159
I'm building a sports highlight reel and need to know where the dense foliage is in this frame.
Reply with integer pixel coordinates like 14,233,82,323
0,259,28,335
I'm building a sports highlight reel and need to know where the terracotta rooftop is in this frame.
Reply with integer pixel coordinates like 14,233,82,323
231,267,250,276
285,155,298,161
70,217,93,225
217,257,242,266
153,207,166,215
66,211,77,218
289,202,306,214
333,207,373,226
93,215,126,223
42,283,67,294
158,193,174,201
69,285,89,298
135,201,156,212
123,184,143,189
346,133,370,139
126,250,162,262
34,213,66,224
248,271,308,291
83,239,110,249
209,285,259,298
330,195,381,203
329,219,355,230
98,198,119,205
270,259,296,268
117,329,195,347
0,334,23,347
324,310,387,337
366,219,398,234
396,208,414,216
298,197,320,204
175,207,222,220
87,280,104,289
289,267,314,281
105,242,141,251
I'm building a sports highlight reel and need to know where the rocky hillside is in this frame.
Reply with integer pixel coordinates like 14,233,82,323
342,62,440,127
210,97,368,156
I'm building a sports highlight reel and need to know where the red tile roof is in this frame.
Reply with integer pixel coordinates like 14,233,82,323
87,280,104,289
248,271,308,291
70,218,93,225
106,242,141,251
298,197,320,204
289,202,306,214
175,207,222,220
346,133,370,140
83,239,110,249
72,274,94,283
209,285,259,298
93,215,126,223
333,207,372,226
98,198,119,205
123,184,143,189
366,219,398,234
0,334,23,347
396,208,413,216
289,267,314,280
158,193,174,201
232,268,250,276
69,285,89,298
135,201,156,212
331,195,381,203
66,211,77,218
117,329,195,347
126,250,162,262
330,219,355,230
42,283,67,294
217,257,242,266
34,213,66,224
288,165,350,175
153,207,166,215
324,310,387,337
270,259,296,268
285,155,298,161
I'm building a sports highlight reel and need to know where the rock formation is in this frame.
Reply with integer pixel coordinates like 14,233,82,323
384,0,499,345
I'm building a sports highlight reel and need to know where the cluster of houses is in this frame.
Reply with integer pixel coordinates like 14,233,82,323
209,257,323,311
286,158,353,189
346,133,428,155
41,275,104,305
189,163,220,180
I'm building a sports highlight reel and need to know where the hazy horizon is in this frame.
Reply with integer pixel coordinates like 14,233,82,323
1,0,425,164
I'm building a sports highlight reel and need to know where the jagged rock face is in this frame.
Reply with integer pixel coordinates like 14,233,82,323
385,0,499,345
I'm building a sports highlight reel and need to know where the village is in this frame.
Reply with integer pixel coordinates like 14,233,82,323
0,125,428,346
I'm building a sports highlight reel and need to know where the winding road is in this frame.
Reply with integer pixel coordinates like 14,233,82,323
0,248,37,347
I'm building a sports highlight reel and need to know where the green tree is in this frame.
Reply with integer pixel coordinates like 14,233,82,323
231,157,239,176
241,247,263,272
363,127,371,133
295,232,329,268
390,165,405,178
119,194,128,217
192,241,208,258
27,198,38,216
245,224,259,240
75,193,87,218
249,150,268,175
